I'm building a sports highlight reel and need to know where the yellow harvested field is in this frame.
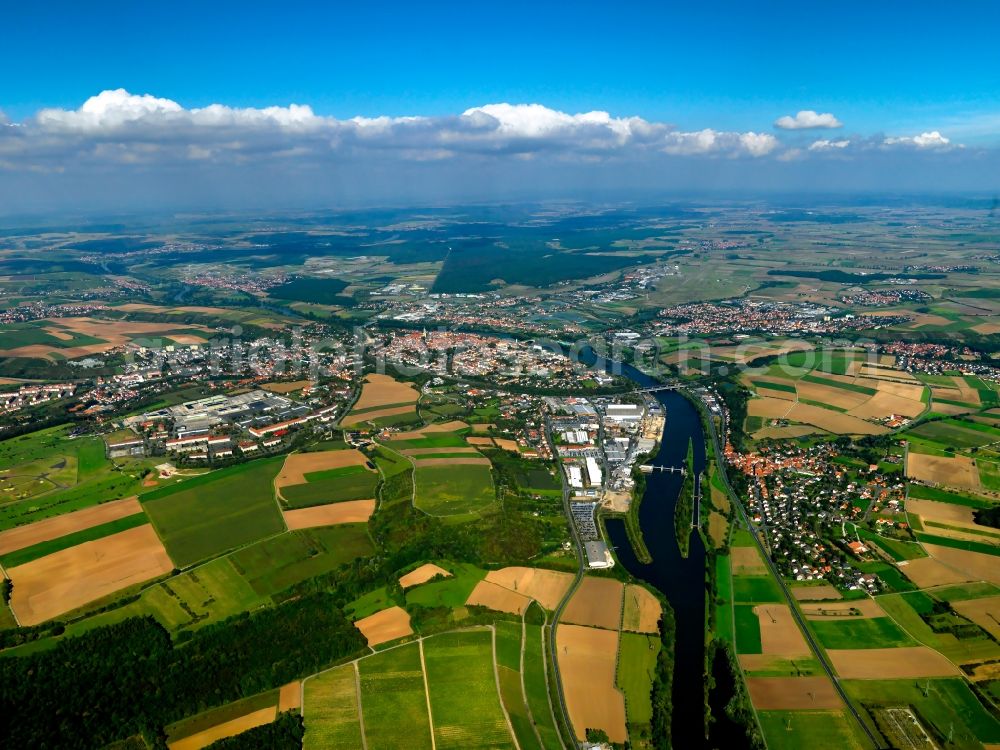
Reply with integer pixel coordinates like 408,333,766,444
754,386,797,402
492,438,520,452
466,580,532,614
794,381,869,410
707,511,729,547
746,676,843,710
848,391,925,420
755,605,810,657
556,624,626,743
351,374,419,410
791,585,842,601
354,605,413,646
800,600,886,619
261,380,312,393
398,563,452,589
410,456,491,467
873,380,925,398
828,647,960,679
952,596,1000,640
786,402,887,435
1,317,214,360
282,500,375,529
485,566,574,610
9,524,174,626
731,545,767,575
466,436,495,447
748,397,796,419
922,543,1000,587
169,707,277,750
561,576,624,631
274,449,370,490
470,423,495,432
0,496,142,555
908,452,980,488
860,366,919,384
622,584,661,633
897,556,971,588
973,322,1000,335
906,498,976,525
278,681,302,711
930,402,978,416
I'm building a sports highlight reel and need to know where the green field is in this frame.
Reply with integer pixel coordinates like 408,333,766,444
229,524,374,596
734,604,763,653
0,512,147,568
856,529,927,562
617,632,659,729
413,463,496,516
809,616,915,650
732,575,784,604
281,471,380,507
58,556,269,639
0,321,105,351
845,678,1000,748
494,620,522,671
358,642,433,750
142,458,285,567
715,554,735,643
304,664,363,749
523,623,562,749
423,629,515,750
0,426,151,530
930,582,1000,602
877,593,1000,663
405,562,486,608
757,710,870,750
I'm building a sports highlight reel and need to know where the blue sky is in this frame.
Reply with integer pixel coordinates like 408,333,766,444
5,1,999,137
1,2,998,214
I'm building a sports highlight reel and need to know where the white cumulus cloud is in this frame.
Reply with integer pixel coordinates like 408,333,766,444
809,139,851,151
775,110,843,130
883,130,952,149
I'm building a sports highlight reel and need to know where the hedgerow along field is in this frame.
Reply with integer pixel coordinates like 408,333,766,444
422,629,516,750
141,457,286,567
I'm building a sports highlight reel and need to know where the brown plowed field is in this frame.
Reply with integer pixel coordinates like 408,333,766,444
731,545,767,575
556,624,626,743
282,500,375,529
278,681,302,711
828,647,961,679
791,585,842,601
354,606,413,646
746,676,843,710
561,577,624,631
755,604,810,657
399,563,452,589
9,524,174,625
800,599,885,619
908,453,980,488
0,496,142,555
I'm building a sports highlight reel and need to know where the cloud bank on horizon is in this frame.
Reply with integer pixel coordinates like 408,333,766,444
0,90,992,213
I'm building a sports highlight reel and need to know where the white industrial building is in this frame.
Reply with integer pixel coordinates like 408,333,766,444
585,456,603,486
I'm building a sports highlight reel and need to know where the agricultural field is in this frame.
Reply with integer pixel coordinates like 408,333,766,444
844,678,1000,749
742,353,928,437
413,463,496,516
756,710,871,750
274,448,379,508
423,629,516,750
303,665,364,749
141,458,286,567
0,426,153,530
356,642,434,750
165,688,285,750
617,632,660,738
341,373,419,426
